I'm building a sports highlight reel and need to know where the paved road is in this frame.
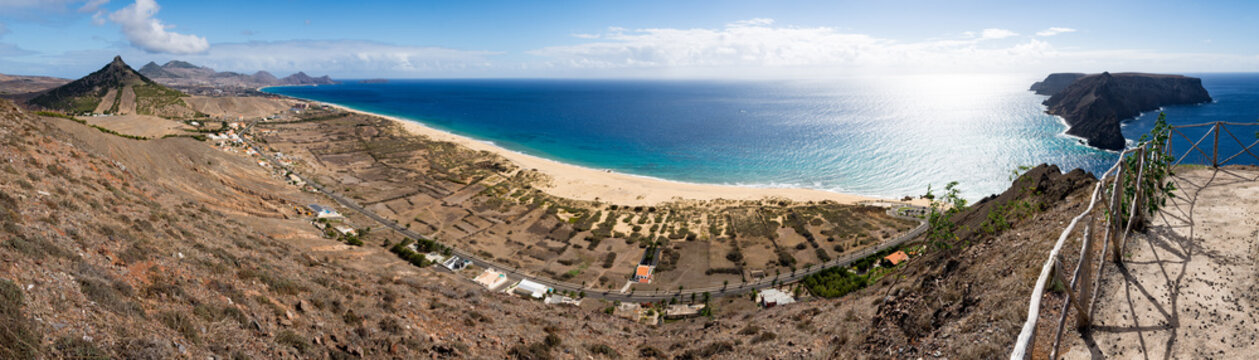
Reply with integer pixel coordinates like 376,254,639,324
241,126,927,302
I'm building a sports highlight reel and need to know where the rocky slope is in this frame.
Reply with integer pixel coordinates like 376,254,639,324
1037,72,1212,150
139,60,337,89
3,79,1119,358
0,99,654,359
28,56,193,117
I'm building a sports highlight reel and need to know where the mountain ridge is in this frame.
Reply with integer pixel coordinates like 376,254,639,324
28,56,192,117
138,60,337,88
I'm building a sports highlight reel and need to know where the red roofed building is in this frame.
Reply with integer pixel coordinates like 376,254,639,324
884,251,909,266
633,265,653,283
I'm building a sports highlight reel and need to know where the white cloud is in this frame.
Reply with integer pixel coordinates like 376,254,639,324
529,20,1054,75
0,0,80,10
108,0,209,54
1035,27,1076,37
730,18,774,27
979,28,1018,39
0,42,35,57
0,22,7,38
77,0,108,13
174,40,500,77
571,33,600,39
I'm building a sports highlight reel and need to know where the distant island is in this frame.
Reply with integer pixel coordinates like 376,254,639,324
1032,72,1212,150
138,60,337,89
359,78,388,84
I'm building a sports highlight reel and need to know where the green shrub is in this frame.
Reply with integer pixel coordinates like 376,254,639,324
159,311,200,343
276,330,310,355
54,336,108,360
588,344,619,358
0,279,40,359
76,273,143,316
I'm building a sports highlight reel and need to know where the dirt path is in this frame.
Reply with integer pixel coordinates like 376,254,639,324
93,87,118,113
116,84,136,114
1064,167,1259,359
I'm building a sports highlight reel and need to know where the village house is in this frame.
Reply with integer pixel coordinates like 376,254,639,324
308,204,343,220
883,250,909,266
756,288,796,308
441,256,471,271
543,295,581,306
632,265,653,284
612,303,659,325
287,173,306,187
508,279,550,299
664,304,707,319
423,253,446,264
333,225,356,237
473,269,509,290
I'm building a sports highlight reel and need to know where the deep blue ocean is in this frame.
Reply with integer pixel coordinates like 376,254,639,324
263,74,1259,200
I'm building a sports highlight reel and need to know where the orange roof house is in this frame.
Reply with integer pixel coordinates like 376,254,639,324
883,251,909,266
633,265,653,283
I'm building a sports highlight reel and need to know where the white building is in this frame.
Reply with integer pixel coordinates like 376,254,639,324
333,226,356,236
543,295,582,306
473,269,509,290
441,256,471,271
308,204,343,220
510,279,550,299
756,288,796,308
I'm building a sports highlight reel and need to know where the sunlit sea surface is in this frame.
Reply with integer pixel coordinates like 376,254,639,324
264,74,1259,200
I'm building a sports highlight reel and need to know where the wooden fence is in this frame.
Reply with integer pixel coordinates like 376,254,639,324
1010,121,1259,359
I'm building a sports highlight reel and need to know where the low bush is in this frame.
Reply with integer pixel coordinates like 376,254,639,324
0,278,40,359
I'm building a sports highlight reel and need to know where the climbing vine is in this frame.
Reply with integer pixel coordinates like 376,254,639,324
1117,112,1177,225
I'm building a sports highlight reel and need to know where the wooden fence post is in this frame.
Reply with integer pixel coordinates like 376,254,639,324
1075,215,1095,329
1108,161,1126,264
1213,121,1221,167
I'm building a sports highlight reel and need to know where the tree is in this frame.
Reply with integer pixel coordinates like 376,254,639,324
924,181,968,250
722,280,729,290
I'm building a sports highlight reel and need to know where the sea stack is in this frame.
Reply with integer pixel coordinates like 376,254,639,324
1033,72,1212,151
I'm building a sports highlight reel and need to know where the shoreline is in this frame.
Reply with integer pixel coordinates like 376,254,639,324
263,88,928,207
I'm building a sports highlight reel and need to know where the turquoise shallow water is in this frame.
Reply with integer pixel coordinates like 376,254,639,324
263,74,1259,200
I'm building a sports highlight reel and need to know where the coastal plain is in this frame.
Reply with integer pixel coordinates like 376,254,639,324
255,105,920,291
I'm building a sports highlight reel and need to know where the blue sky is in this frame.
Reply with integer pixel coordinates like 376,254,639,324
1,0,1257,78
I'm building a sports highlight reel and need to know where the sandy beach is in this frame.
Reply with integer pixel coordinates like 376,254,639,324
316,102,927,207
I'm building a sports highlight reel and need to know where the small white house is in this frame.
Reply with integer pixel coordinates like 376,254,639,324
756,288,796,308
543,295,582,306
510,279,550,299
309,204,343,220
333,226,356,236
473,269,509,290
441,256,471,271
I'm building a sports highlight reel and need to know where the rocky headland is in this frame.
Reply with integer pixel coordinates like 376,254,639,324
1028,73,1084,95
1034,72,1212,151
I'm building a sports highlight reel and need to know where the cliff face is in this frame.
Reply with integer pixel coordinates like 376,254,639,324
1028,73,1085,95
1038,72,1212,150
